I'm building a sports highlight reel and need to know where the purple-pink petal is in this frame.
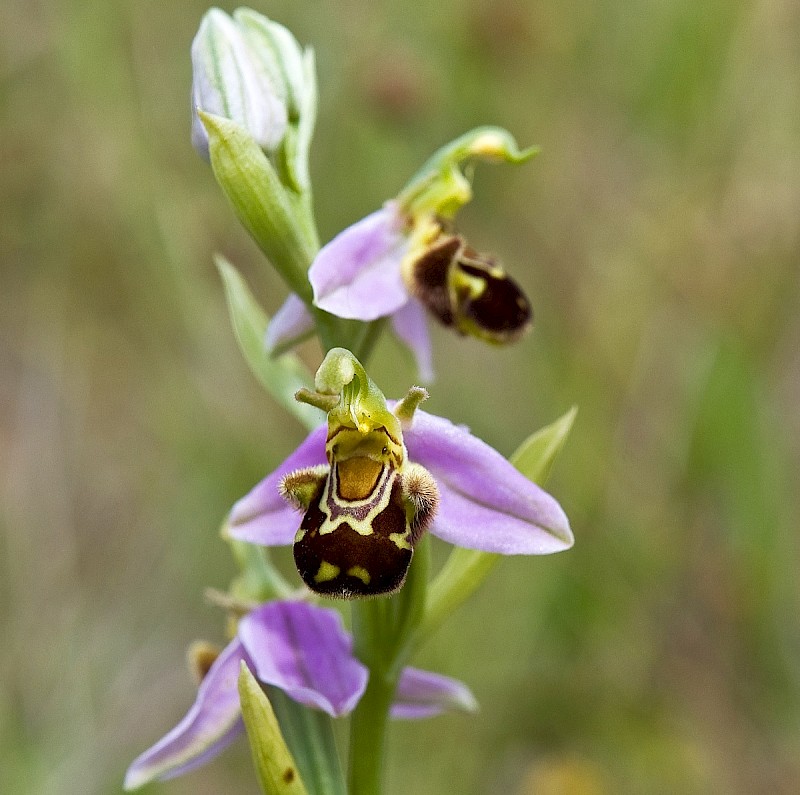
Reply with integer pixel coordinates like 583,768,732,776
238,601,368,717
392,667,478,719
309,203,411,321
228,424,327,545
390,299,434,384
229,408,572,553
124,639,247,790
404,411,573,554
265,293,314,352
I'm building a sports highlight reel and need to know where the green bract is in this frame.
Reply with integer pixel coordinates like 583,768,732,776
238,663,310,795
202,112,317,299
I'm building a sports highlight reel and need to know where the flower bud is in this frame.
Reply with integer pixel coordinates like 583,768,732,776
190,8,288,160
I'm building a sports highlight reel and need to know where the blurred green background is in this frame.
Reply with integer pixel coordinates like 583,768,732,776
2,0,799,792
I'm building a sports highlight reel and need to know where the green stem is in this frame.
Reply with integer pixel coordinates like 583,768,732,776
351,318,388,365
346,540,429,794
347,667,397,795
312,307,343,352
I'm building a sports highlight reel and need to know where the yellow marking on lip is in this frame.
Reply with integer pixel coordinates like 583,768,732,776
351,518,377,536
346,566,371,585
294,528,307,543
487,265,505,279
389,532,412,551
314,561,341,583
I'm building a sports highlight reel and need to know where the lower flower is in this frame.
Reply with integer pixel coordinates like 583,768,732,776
232,347,572,600
230,401,573,562
124,600,477,790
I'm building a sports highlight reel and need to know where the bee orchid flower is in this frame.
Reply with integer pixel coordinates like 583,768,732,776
266,128,540,381
124,600,477,789
230,348,572,599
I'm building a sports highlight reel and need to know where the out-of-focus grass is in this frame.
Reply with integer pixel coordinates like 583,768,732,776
2,0,799,793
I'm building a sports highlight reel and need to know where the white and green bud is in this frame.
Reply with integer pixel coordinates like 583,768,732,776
191,8,289,160
233,9,306,120
233,8,318,191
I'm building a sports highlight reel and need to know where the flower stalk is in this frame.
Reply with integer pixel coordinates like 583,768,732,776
348,536,430,795
347,668,397,795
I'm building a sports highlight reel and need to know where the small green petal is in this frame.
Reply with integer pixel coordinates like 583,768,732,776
394,386,429,425
512,405,578,484
397,126,539,218
238,662,310,795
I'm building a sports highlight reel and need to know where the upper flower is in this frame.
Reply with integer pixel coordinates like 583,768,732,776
229,348,572,597
124,600,476,789
266,127,539,381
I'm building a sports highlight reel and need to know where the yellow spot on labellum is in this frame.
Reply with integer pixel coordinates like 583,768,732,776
346,565,371,585
314,560,341,583
389,532,413,551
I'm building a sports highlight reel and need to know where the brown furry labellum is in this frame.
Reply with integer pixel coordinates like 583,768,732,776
281,432,438,599
406,234,532,344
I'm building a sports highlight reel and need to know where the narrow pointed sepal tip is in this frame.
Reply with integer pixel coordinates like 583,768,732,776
197,108,224,136
518,144,541,162
467,129,540,164
198,110,264,164
394,386,429,423
197,110,264,161
295,387,339,413
123,639,246,790
391,668,479,720
123,768,145,791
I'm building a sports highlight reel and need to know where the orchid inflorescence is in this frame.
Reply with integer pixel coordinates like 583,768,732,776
126,8,575,795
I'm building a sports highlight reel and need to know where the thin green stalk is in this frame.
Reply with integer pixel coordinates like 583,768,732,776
346,539,429,794
351,318,388,365
347,667,397,795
